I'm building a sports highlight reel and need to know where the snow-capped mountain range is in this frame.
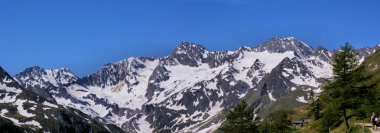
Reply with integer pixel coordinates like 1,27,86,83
0,66,124,132
2,37,379,132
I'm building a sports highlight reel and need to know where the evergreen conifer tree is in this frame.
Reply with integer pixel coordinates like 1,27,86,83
321,42,373,132
219,100,257,133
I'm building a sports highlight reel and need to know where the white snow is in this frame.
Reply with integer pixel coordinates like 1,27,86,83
30,105,37,110
14,99,35,117
205,81,218,90
16,68,78,90
302,56,333,79
233,50,296,88
282,63,321,88
189,110,204,121
2,77,13,83
296,96,308,103
151,62,229,104
0,92,18,103
43,101,58,108
290,75,320,88
43,70,59,86
359,57,365,64
202,51,208,58
136,115,154,133
0,83,22,94
268,91,276,101
55,58,160,121
1,109,8,115
180,100,224,132
207,100,223,117
0,109,41,128
229,81,236,86
313,87,323,93
23,120,42,128
282,72,290,77
193,99,200,106
164,103,187,110
291,87,297,91
54,94,110,117
85,58,159,110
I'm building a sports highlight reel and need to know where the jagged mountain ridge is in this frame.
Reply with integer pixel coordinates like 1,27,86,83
10,37,380,133
0,66,124,133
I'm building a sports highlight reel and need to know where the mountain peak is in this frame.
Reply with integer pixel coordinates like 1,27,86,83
0,66,11,81
173,41,206,55
14,66,79,88
272,36,296,41
169,41,207,67
255,37,314,58
24,65,43,71
267,37,311,48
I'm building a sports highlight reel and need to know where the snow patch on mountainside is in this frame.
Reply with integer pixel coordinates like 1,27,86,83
136,115,154,133
150,63,229,104
268,91,276,101
0,93,17,103
1,109,42,128
15,99,35,117
2,78,12,83
85,59,159,110
233,50,296,88
0,83,22,94
297,96,308,103
302,57,333,79
43,101,58,108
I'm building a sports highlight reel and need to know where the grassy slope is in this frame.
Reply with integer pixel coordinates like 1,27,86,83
299,50,380,133
362,49,380,71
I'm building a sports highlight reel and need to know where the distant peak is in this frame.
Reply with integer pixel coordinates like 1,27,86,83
23,66,72,73
255,37,313,58
271,37,296,41
173,41,206,55
176,41,205,49
259,37,311,49
26,66,43,70
16,66,77,78
22,66,45,74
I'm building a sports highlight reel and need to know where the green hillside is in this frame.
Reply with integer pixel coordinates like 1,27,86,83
300,46,380,133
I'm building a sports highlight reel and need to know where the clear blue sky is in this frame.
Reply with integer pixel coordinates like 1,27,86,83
1,0,379,77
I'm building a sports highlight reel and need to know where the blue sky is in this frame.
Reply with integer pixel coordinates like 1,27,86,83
1,0,379,77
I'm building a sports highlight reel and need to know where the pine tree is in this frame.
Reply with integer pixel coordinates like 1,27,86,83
321,42,373,132
308,91,321,120
268,110,293,133
219,100,258,133
258,110,293,133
